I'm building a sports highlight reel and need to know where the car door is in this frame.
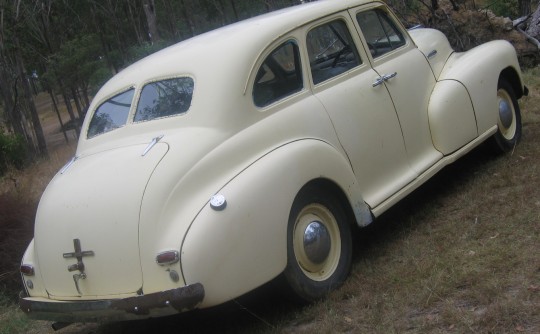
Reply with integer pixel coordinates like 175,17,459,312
351,5,443,175
304,15,417,208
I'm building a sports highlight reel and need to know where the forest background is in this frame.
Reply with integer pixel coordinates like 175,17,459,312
0,0,539,165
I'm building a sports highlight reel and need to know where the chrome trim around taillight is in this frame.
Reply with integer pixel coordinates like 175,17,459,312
155,250,179,265
20,264,35,276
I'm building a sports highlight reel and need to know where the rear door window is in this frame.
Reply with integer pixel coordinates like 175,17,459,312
307,19,362,85
253,41,303,107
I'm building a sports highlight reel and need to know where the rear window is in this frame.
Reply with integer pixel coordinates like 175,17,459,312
86,77,194,139
134,77,194,122
87,88,135,139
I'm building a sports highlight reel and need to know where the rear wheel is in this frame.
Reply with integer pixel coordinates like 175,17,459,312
284,186,352,302
492,78,522,153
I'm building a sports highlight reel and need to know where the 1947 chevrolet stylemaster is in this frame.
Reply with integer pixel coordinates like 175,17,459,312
19,0,527,323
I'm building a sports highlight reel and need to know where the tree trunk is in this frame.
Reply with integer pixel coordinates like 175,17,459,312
70,86,83,119
180,0,196,37
14,36,48,156
0,68,25,136
127,1,144,45
91,3,118,74
47,88,69,143
229,0,239,21
58,80,80,137
143,0,160,43
526,2,540,40
519,0,532,16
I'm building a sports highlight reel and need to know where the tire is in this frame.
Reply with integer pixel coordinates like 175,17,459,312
283,186,352,302
491,78,522,153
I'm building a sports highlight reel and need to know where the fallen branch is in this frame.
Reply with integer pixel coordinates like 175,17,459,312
516,25,540,49
513,14,532,28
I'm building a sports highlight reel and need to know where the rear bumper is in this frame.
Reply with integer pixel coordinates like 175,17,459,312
19,283,205,322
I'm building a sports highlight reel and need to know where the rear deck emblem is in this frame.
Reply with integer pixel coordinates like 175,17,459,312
63,239,94,294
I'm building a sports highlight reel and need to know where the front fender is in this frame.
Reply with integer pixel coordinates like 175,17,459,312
439,40,524,134
428,80,478,155
180,139,370,308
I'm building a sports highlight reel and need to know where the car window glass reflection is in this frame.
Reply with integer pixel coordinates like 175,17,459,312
134,77,194,122
87,88,135,139
253,41,303,107
356,9,405,58
307,20,362,84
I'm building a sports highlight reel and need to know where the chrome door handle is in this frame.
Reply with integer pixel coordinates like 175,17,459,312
382,72,397,81
372,77,385,87
372,72,397,87
427,50,438,59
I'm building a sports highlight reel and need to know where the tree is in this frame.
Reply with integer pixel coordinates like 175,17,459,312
519,0,532,16
0,0,48,156
143,0,160,43
526,1,540,42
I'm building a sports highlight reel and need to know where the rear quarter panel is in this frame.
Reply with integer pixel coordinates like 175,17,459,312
180,139,367,307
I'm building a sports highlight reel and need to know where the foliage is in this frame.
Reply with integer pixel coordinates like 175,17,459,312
127,40,171,63
486,0,519,18
0,131,27,175
89,67,114,95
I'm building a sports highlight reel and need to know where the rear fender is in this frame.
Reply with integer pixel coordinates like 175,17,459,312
180,139,371,307
439,40,525,135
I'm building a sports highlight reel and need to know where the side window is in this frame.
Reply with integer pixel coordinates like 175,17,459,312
134,77,194,122
253,41,303,107
307,19,362,85
356,9,406,58
88,88,134,138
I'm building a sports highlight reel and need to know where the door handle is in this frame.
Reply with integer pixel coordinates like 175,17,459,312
372,72,398,87
372,77,385,87
382,72,397,81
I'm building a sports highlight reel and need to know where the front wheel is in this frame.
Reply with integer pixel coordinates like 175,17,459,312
283,186,352,302
491,78,522,153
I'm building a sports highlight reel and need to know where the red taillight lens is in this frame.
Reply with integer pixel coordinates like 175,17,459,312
156,251,179,265
20,264,35,276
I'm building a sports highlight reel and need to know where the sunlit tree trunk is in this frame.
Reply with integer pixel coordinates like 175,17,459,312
143,0,161,42
526,2,540,40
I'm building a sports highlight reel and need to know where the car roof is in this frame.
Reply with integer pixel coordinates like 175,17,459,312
92,0,376,104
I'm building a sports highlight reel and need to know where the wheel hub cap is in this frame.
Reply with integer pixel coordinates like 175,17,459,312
303,221,331,264
499,99,513,129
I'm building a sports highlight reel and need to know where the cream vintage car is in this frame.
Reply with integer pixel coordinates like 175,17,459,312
20,0,526,324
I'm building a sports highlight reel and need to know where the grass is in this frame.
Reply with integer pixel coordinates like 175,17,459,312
0,68,539,333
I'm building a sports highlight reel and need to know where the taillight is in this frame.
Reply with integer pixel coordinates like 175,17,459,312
156,250,179,265
20,264,35,276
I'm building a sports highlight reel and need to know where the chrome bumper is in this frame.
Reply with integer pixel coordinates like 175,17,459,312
19,283,204,322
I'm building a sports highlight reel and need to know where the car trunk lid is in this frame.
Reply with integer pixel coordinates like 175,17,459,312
34,142,168,298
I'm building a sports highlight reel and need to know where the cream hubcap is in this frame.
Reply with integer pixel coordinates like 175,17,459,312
293,203,341,281
497,88,516,140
